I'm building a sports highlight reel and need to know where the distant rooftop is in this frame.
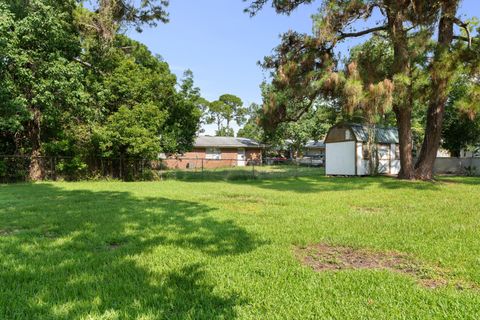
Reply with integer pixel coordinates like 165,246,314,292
194,136,262,148
305,140,325,148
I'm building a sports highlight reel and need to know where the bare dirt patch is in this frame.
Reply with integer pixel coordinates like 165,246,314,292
295,243,450,289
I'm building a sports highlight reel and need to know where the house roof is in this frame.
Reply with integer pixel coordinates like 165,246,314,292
194,136,262,148
305,140,325,149
350,124,399,144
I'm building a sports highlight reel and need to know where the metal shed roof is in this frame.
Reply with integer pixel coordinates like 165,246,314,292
350,124,399,144
194,136,262,148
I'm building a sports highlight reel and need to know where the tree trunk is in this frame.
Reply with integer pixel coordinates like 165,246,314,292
28,109,45,181
414,1,458,180
386,5,415,179
395,106,415,179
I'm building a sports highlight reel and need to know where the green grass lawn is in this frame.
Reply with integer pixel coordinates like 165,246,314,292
159,165,323,181
1,171,480,319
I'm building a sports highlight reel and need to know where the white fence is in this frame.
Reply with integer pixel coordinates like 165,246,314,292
433,157,480,175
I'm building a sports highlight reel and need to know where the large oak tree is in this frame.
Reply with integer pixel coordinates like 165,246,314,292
246,0,479,180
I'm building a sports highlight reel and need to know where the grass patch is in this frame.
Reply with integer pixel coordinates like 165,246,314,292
1,174,480,318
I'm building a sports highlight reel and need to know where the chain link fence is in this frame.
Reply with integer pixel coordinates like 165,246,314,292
0,155,324,183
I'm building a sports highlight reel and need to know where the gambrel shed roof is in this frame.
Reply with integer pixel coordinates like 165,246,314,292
325,124,399,144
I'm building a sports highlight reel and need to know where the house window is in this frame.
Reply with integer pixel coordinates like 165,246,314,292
205,147,221,160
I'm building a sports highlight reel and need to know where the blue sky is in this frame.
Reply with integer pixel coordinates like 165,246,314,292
126,0,479,135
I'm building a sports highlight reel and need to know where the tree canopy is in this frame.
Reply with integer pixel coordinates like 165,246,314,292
0,0,202,180
206,94,247,137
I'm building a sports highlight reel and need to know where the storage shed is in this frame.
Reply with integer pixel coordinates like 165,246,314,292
324,123,400,176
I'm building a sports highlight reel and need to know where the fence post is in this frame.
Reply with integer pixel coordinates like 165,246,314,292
252,161,255,179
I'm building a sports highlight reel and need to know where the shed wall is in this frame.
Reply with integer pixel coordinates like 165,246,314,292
356,143,368,175
355,143,400,175
390,144,400,174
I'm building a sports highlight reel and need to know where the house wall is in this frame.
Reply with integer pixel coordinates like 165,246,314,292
163,148,262,169
326,141,356,175
246,149,262,161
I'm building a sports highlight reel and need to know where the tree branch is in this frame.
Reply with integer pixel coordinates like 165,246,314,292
338,25,387,41
284,90,321,122
73,57,92,68
453,18,471,48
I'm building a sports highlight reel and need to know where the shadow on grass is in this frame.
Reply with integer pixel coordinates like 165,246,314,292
0,183,262,319
245,175,443,193
437,176,480,186
161,166,442,193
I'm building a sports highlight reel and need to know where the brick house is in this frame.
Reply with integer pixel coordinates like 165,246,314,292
162,136,263,169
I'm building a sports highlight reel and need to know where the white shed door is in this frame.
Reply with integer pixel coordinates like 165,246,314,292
326,141,356,175
377,145,390,174
237,148,246,166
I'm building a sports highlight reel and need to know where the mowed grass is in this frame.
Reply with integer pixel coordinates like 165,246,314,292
1,169,480,319
159,164,322,181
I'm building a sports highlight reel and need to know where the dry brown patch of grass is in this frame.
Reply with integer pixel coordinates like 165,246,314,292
295,243,476,290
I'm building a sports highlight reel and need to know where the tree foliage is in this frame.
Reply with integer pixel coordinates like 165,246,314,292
97,103,167,158
0,0,203,180
206,94,247,136
77,0,169,41
442,77,480,156
237,103,265,141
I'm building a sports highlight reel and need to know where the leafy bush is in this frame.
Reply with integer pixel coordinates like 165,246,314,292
464,166,478,177
56,157,88,180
